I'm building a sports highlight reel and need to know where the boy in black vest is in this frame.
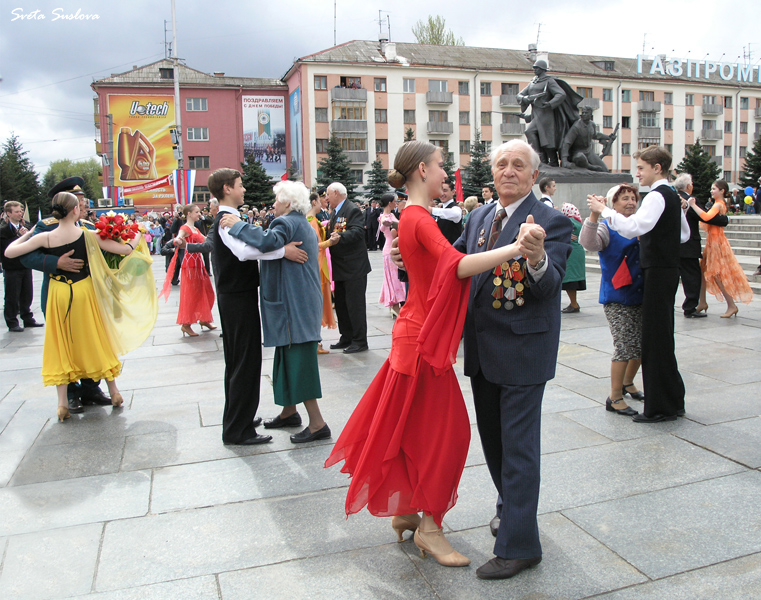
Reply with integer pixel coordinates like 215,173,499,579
589,146,690,422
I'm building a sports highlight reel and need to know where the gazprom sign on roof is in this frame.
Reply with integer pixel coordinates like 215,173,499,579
637,54,761,83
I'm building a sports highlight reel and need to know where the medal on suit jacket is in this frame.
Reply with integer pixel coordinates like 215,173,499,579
477,228,486,247
335,217,346,233
491,258,529,309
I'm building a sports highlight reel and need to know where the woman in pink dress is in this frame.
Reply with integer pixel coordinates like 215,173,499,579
377,193,406,316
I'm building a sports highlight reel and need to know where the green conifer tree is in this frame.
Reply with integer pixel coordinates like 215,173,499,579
739,135,761,189
442,151,456,187
674,140,722,204
462,130,492,198
0,133,42,221
240,155,275,210
364,159,389,201
316,134,357,199
404,128,415,141
287,159,299,181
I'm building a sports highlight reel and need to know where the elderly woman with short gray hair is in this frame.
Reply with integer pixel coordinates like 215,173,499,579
219,180,329,443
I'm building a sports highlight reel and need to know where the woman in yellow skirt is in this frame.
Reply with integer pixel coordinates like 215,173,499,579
5,192,145,422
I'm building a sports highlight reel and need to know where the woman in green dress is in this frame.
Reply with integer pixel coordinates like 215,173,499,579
560,203,586,313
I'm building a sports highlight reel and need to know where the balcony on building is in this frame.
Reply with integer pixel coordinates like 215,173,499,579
638,100,661,112
755,107,761,118
702,103,723,115
579,97,601,110
331,119,368,133
500,123,526,136
637,127,661,138
700,129,723,141
330,87,367,102
426,91,453,104
345,151,369,164
95,141,102,154
754,131,761,141
426,121,454,135
499,94,520,108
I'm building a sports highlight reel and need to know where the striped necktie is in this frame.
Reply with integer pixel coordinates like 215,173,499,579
487,208,507,250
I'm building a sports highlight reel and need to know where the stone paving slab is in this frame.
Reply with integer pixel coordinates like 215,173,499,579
564,470,761,580
673,416,761,468
70,576,220,600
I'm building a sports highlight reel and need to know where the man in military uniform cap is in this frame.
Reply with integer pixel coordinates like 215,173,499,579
20,176,112,413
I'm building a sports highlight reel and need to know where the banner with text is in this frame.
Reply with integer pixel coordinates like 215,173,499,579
242,95,286,180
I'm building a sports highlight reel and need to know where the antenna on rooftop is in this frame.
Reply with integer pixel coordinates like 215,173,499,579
535,23,542,47
333,0,337,46
163,20,170,58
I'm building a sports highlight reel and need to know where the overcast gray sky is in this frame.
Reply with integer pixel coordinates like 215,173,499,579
1,0,758,182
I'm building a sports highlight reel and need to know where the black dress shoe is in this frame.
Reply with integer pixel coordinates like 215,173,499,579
632,413,677,423
621,384,644,401
81,388,113,406
253,417,262,427
606,398,638,416
290,424,331,444
330,340,351,350
343,344,369,354
68,397,85,414
684,311,707,319
23,321,44,328
676,409,686,417
489,516,500,537
8,326,24,333
224,434,272,445
476,556,542,580
263,413,302,428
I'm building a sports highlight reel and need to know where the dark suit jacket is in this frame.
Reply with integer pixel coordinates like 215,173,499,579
325,200,371,281
0,221,30,270
678,190,729,258
455,193,572,386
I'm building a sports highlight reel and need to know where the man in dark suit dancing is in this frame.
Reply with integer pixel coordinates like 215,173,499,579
454,139,572,580
325,182,372,354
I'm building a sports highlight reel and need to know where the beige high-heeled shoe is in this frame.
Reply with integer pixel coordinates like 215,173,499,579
199,321,217,331
110,392,124,408
721,307,738,318
391,514,421,543
413,528,470,567
181,324,199,337
57,406,71,422
695,303,709,314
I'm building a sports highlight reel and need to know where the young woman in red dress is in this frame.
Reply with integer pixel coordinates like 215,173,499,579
325,141,537,567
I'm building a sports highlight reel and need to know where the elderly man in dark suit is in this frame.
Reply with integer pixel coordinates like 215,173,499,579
325,182,372,354
454,139,572,580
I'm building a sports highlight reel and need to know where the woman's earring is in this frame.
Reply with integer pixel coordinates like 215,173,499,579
422,176,427,182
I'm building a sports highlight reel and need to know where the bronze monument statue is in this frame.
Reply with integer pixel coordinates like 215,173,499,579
561,106,617,172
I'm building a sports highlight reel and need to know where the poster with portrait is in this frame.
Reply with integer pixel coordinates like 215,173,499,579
242,95,286,179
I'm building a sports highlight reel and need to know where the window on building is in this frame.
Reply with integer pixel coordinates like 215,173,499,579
430,140,449,154
740,121,748,133
351,169,364,183
639,112,658,128
724,96,733,109
429,79,448,93
703,119,717,131
428,110,448,123
725,121,733,133
602,88,613,102
403,109,416,124
340,138,367,151
740,146,747,158
481,111,492,126
339,76,361,88
592,60,615,71
316,139,329,153
638,138,660,150
375,139,388,154
665,143,673,154
459,140,470,154
314,75,327,90
664,92,673,105
724,146,732,157
480,82,492,96
333,102,365,120
187,155,210,169
704,145,716,156
724,170,732,181
685,119,694,131
685,94,694,106
622,89,631,103
459,111,470,125
375,109,388,123
193,186,211,203
374,78,387,92
603,115,613,128
502,113,520,124
483,140,492,152
740,97,749,110
159,68,173,79
621,116,631,129
501,83,519,95
187,127,209,141
458,81,469,95
757,99,761,108
315,107,328,122
664,118,673,130
186,98,208,111
640,91,655,101
403,78,415,93
703,95,717,105
621,142,631,155
577,87,593,98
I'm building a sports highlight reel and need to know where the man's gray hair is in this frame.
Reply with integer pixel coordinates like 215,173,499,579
673,173,693,191
209,198,219,207
490,140,541,171
327,182,347,198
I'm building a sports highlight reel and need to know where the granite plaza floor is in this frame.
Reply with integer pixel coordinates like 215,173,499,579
1,251,761,599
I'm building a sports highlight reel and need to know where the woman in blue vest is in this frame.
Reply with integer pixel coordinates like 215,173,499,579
580,184,644,416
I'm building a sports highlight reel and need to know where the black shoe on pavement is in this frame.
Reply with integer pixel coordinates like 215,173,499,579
330,340,351,350
476,556,542,580
489,516,500,537
81,388,113,406
9,326,24,332
343,344,369,354
632,413,677,423
253,417,262,427
684,311,707,318
263,413,302,428
68,397,85,414
23,321,44,328
224,434,272,446
290,424,331,444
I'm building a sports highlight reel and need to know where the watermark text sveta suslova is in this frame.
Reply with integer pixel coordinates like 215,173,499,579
11,8,100,21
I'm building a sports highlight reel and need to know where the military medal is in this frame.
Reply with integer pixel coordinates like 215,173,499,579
515,282,524,292
478,228,486,247
504,300,514,310
493,300,502,309
516,297,525,306
493,276,502,286
490,258,530,309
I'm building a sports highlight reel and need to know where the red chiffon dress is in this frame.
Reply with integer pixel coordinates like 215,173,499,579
173,225,215,324
325,205,471,527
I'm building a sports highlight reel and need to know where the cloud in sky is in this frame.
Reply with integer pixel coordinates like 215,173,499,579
1,0,757,181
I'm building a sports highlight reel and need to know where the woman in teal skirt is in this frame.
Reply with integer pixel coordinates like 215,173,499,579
220,180,328,444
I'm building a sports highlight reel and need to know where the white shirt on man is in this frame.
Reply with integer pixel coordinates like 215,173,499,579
217,205,285,261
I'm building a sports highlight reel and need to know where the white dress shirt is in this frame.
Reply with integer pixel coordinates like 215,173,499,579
217,205,285,262
540,195,554,208
431,200,463,223
601,178,690,243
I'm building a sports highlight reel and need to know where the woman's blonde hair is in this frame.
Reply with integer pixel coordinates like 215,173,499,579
388,140,438,189
50,192,78,220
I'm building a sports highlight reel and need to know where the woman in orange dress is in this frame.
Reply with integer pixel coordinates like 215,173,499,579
688,180,753,317
325,140,536,568
306,192,337,353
